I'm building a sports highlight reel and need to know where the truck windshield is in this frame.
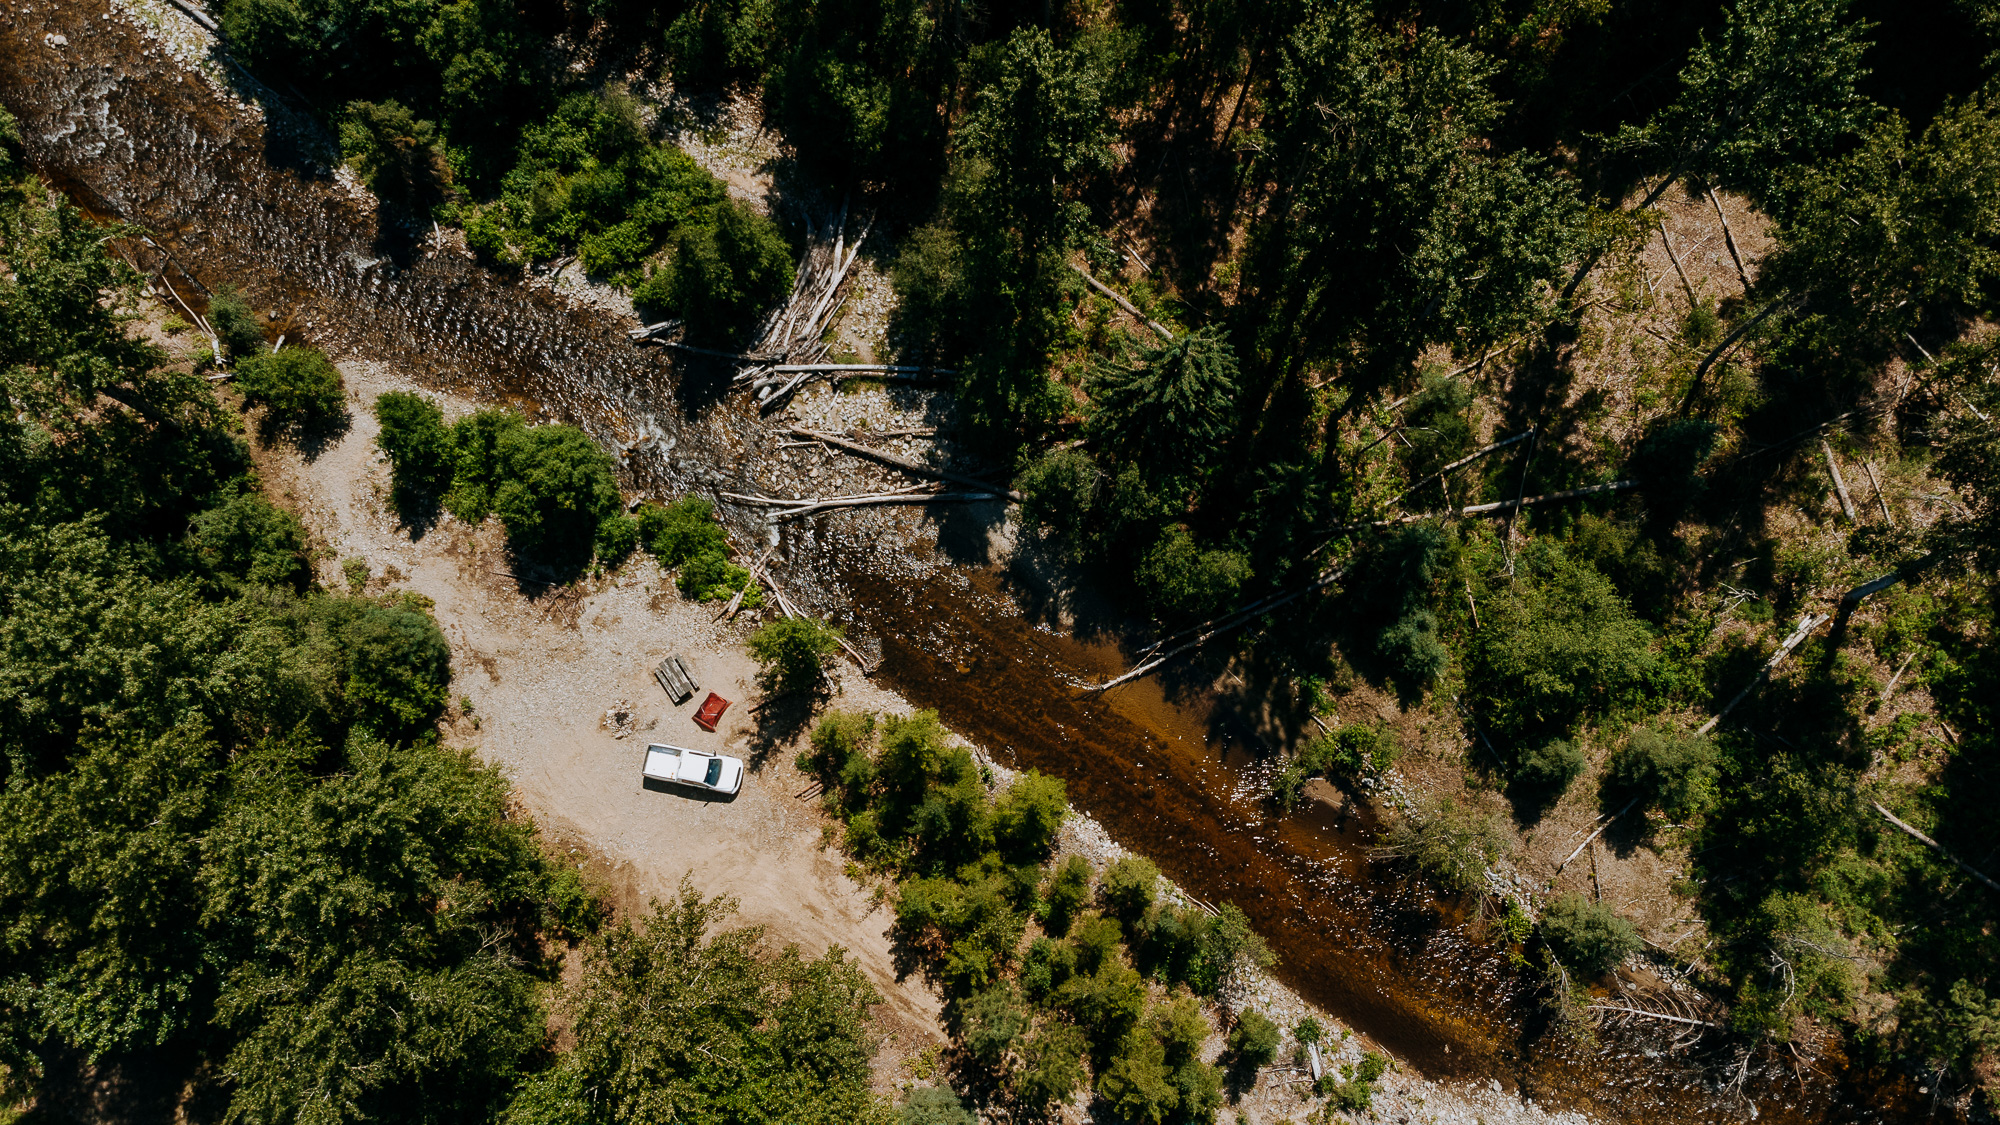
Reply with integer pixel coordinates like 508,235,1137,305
704,758,723,787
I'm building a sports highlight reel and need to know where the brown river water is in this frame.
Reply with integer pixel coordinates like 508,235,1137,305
0,4,1916,1120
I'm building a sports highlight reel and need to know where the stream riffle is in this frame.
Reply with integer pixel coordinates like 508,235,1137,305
0,5,1911,1121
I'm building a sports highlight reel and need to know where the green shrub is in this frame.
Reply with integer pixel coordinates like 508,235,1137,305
1100,855,1159,921
339,100,452,213
1096,1027,1178,1125
1042,855,1092,935
1539,893,1640,977
993,770,1067,861
443,409,526,523
491,424,624,562
1516,738,1587,800
664,200,795,345
1320,1051,1388,1111
675,549,754,602
897,1086,974,1125
1467,542,1659,743
1013,447,1101,554
747,615,843,696
1377,608,1449,687
1294,1016,1323,1047
233,347,346,440
1376,798,1506,895
373,392,453,517
1014,1021,1087,1110
207,284,266,358
1136,525,1251,621
1150,991,1210,1066
594,514,639,564
801,711,877,810
1020,936,1077,1004
961,983,1026,1068
1606,727,1718,819
1138,902,1274,996
637,496,729,566
1228,1009,1280,1066
186,492,309,592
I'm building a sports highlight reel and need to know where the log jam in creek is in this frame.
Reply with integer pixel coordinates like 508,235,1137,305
0,3,1904,1120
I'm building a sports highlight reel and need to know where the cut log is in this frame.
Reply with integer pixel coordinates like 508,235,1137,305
1660,227,1699,308
1862,460,1894,527
1389,429,1534,506
764,364,957,374
1706,187,1754,292
1822,441,1856,521
771,492,1001,521
1877,652,1917,707
1871,803,2000,895
1557,798,1639,873
1589,1005,1725,1031
1677,297,1798,413
1087,563,1349,691
1696,612,1831,735
788,427,1024,503
1071,264,1174,340
717,543,778,622
1459,478,1634,516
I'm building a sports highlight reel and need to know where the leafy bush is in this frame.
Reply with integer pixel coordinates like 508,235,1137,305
637,496,729,567
657,200,795,344
1467,542,1659,744
1228,1009,1280,1066
1042,855,1092,935
993,770,1067,861
207,284,265,358
373,392,453,518
339,100,452,213
1377,608,1449,687
1320,1051,1388,1111
1137,902,1274,996
232,347,346,441
442,409,526,523
1096,1026,1178,1125
1540,893,1640,977
961,983,1026,1068
1100,855,1160,921
1014,1021,1088,1110
593,513,639,564
676,548,755,601
1376,798,1506,895
748,615,843,696
1014,447,1102,554
1515,738,1588,802
1136,524,1251,621
491,424,624,563
186,492,309,592
1606,727,1718,819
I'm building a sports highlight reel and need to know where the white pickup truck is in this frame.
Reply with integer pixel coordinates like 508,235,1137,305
642,743,745,796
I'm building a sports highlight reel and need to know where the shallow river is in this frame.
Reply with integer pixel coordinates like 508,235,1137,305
0,4,1913,1120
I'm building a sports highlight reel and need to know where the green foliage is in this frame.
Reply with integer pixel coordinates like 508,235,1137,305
662,0,772,91
992,770,1067,861
207,284,265,359
1607,0,1877,199
593,513,639,564
676,548,756,602
1228,1008,1280,1066
763,0,950,185
1013,1020,1088,1110
748,615,844,696
1100,855,1160,921
1136,524,1252,622
1376,798,1506,895
1087,327,1242,491
1515,738,1587,804
1320,1051,1388,1112
654,200,796,345
1294,1017,1323,1047
638,496,730,567
1539,893,1640,977
491,424,624,562
1466,542,1659,746
801,710,877,812
442,409,527,524
1926,337,2000,571
340,100,453,213
186,491,310,593
374,392,454,520
520,882,881,1124
1041,855,1092,935
1606,727,1717,819
1135,902,1276,997
961,982,1026,1067
1096,1026,1179,1125
232,347,347,442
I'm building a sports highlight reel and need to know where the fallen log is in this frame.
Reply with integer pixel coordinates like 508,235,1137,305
1678,296,1799,413
771,492,1001,521
1460,478,1636,516
717,543,778,623
765,363,958,374
1822,441,1856,521
1389,429,1534,506
1696,612,1831,735
1871,802,2000,895
1706,187,1754,292
1071,264,1174,340
1557,798,1640,873
1661,227,1699,308
1087,563,1349,692
788,427,1024,503
1589,1005,1725,1031
1862,461,1894,527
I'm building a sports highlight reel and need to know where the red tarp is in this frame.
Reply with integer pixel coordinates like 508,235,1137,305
693,692,730,732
